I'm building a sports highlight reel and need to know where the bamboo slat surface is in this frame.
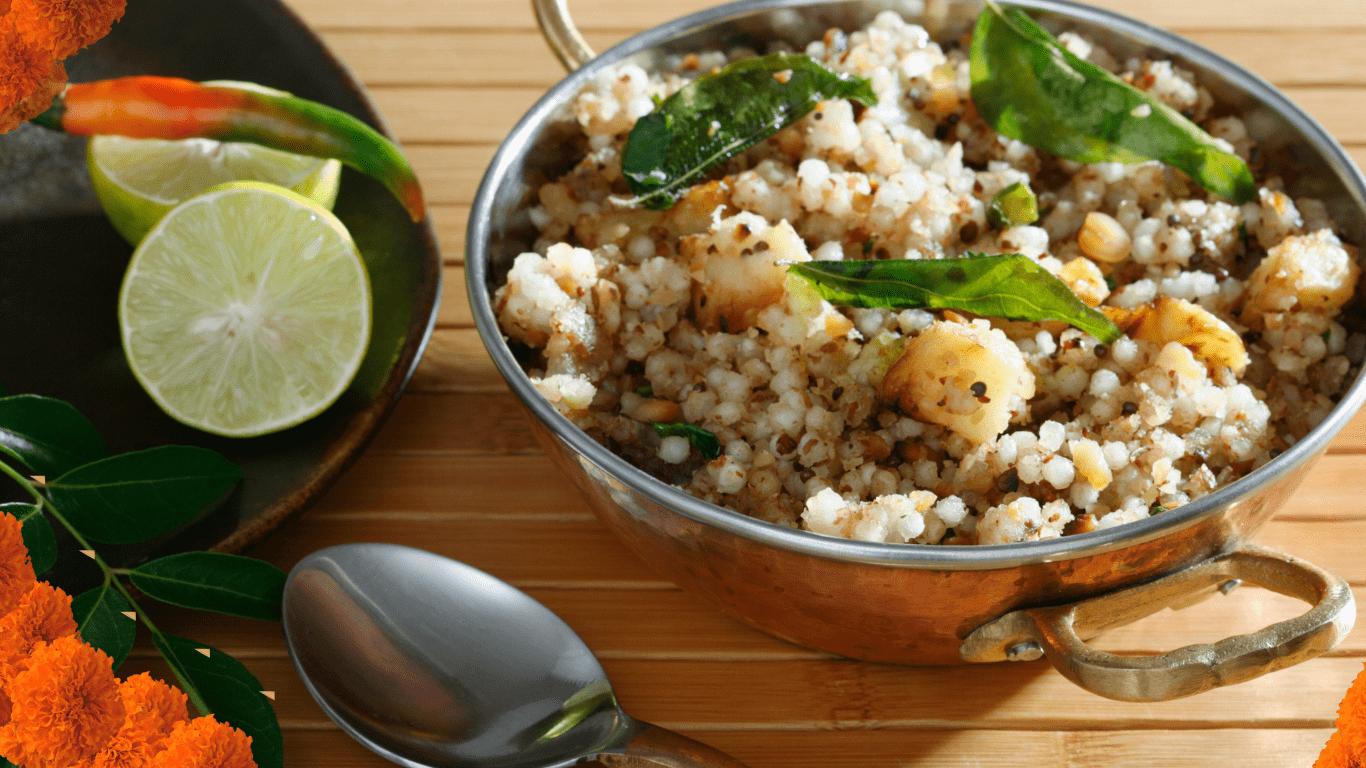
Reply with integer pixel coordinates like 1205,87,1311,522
125,0,1366,765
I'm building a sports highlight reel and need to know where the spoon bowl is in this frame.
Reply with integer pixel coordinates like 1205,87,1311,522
282,543,749,768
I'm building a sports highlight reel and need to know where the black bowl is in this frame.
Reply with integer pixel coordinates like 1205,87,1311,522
0,0,442,590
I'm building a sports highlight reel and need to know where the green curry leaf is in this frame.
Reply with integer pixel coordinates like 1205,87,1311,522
72,582,136,670
622,52,876,210
969,1,1255,204
47,446,242,544
651,422,722,459
787,255,1121,343
0,395,109,478
131,552,287,621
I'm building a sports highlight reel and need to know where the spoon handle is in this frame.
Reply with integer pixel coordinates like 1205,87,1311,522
599,722,752,768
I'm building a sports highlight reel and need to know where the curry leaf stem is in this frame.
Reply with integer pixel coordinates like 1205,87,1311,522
0,458,214,716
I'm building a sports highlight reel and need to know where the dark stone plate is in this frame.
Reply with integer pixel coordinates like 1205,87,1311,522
0,0,443,591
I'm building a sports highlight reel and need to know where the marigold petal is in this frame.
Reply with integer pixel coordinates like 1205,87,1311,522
1336,662,1366,760
0,512,36,616
4,55,64,129
0,581,77,683
77,731,165,768
1315,729,1362,768
0,635,124,768
118,673,190,738
9,0,125,59
148,716,255,768
70,673,191,768
0,16,48,100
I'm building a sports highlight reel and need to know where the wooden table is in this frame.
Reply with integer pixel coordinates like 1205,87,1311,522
119,1,1366,765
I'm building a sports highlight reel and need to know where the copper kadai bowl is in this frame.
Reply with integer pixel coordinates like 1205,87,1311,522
468,0,1365,701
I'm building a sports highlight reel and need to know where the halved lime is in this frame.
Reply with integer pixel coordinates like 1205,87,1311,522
88,81,342,245
119,181,371,437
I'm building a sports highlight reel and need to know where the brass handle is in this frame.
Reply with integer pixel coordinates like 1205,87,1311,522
532,0,596,72
959,545,1356,701
599,722,752,768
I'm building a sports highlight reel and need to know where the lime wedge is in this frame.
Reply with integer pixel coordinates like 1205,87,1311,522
87,81,342,245
119,181,371,437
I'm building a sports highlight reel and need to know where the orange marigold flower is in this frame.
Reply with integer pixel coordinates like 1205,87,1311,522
75,673,190,768
117,673,189,736
9,0,125,59
1315,730,1362,768
0,635,125,768
0,15,51,102
0,581,76,683
0,55,65,132
1336,662,1366,760
0,512,36,617
148,716,255,768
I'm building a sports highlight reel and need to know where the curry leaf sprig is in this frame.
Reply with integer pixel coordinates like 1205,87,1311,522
621,52,877,210
787,254,1121,343
969,1,1255,204
0,393,285,768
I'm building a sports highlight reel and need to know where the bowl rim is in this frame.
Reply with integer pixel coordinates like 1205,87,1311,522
467,0,1366,570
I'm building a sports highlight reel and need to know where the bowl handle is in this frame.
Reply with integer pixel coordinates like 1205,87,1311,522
958,544,1356,701
533,0,596,72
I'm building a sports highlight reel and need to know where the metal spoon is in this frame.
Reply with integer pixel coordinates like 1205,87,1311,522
282,542,752,768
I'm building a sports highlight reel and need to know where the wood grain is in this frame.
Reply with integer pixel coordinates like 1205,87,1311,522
429,203,468,265
371,87,543,144
403,144,496,206
318,30,624,86
1183,31,1366,86
113,651,1362,730
271,728,1338,768
365,391,542,454
407,328,508,392
288,0,1366,33
208,1,1366,765
435,265,471,326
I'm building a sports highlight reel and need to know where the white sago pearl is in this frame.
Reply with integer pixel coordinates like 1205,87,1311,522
658,435,691,464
